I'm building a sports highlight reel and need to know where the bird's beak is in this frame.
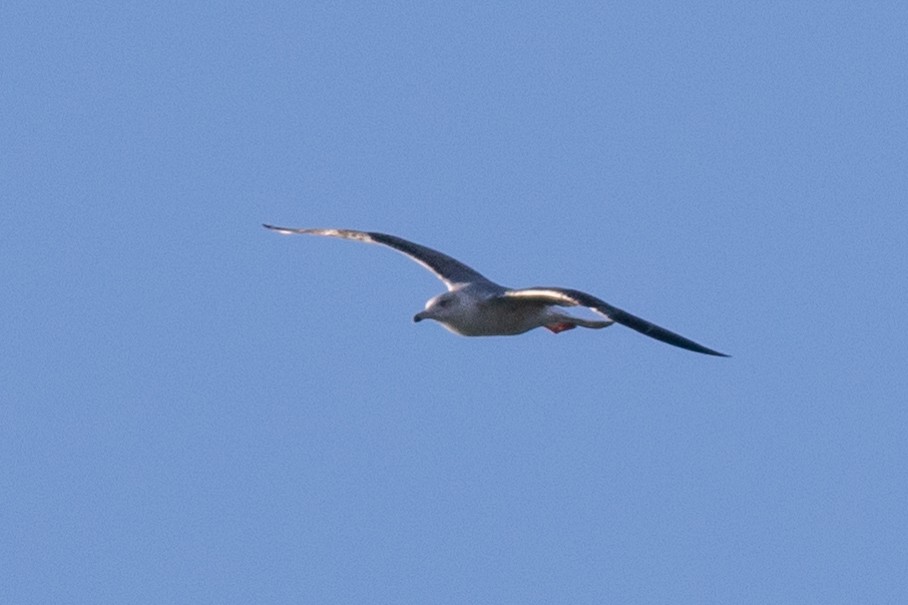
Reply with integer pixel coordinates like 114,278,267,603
413,310,429,323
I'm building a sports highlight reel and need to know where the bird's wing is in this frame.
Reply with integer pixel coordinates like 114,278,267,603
263,225,495,290
500,287,729,357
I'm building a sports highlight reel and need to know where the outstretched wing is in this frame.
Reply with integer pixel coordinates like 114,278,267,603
263,224,494,290
501,287,729,357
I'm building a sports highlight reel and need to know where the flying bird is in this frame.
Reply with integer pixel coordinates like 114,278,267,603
263,224,728,356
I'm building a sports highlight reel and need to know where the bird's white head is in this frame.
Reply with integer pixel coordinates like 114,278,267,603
412,291,473,334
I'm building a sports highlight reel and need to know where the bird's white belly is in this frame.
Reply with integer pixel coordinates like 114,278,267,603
440,304,546,336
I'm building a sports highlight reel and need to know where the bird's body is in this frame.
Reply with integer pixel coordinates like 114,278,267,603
414,285,612,336
263,224,728,357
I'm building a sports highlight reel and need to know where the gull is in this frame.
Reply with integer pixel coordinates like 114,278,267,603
263,224,728,356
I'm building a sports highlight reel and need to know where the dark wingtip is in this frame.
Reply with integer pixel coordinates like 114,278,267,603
680,343,730,357
706,350,731,358
263,223,293,234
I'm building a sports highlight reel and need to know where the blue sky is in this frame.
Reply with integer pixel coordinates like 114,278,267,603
3,2,907,603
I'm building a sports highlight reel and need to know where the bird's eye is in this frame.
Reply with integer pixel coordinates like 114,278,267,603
438,299,450,307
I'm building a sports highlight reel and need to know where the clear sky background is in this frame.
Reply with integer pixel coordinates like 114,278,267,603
3,3,907,603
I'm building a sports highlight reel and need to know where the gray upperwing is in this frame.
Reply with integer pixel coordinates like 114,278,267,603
502,287,729,357
263,225,494,289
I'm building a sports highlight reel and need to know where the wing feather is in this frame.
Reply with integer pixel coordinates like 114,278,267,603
503,287,729,357
263,225,493,289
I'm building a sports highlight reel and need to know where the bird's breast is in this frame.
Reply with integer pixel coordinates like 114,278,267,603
440,303,546,336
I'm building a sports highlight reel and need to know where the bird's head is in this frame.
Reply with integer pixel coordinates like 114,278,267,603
413,291,469,329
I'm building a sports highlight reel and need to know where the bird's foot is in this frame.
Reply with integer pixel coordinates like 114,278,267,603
546,322,577,334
